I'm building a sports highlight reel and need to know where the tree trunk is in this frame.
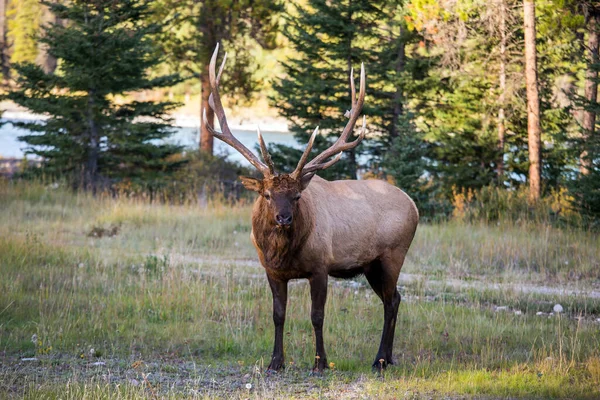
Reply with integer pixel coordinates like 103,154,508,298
36,2,57,74
200,62,215,154
391,26,406,140
581,8,599,175
497,0,507,181
524,0,542,203
0,0,9,84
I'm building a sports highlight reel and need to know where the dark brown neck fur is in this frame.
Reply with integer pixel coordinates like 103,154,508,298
252,197,313,270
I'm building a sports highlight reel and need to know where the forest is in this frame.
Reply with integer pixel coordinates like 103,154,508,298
0,0,598,223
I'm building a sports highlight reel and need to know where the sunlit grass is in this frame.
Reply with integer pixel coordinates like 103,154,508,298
1,181,600,398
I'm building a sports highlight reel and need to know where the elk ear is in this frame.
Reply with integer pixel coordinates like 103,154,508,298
240,176,263,192
300,173,315,191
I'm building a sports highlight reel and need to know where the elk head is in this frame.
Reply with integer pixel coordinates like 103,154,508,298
204,44,367,227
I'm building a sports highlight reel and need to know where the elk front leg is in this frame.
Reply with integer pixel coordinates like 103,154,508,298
309,274,328,373
267,275,288,372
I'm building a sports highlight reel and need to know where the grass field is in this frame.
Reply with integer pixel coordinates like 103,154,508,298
1,182,600,399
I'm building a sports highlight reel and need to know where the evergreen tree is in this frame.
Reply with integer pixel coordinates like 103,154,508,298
382,114,437,215
270,0,389,179
570,54,600,219
5,0,184,192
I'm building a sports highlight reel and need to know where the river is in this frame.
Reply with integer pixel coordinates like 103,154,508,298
0,118,297,166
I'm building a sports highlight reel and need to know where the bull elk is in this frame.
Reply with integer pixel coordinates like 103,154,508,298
204,44,419,372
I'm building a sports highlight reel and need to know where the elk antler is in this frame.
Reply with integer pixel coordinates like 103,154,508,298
291,64,367,180
204,44,273,177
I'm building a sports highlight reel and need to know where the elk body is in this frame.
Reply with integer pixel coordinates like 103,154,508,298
205,45,419,372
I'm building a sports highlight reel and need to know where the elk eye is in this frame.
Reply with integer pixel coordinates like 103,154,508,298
294,194,301,201
264,193,271,201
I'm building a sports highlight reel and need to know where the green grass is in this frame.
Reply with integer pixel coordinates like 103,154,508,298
1,181,600,399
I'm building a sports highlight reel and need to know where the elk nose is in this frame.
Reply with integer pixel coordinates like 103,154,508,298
276,214,293,226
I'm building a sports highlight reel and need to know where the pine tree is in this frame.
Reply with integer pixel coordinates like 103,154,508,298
5,0,184,192
270,0,389,179
570,17,600,220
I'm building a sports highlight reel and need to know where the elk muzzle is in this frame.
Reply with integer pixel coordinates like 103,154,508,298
275,213,293,227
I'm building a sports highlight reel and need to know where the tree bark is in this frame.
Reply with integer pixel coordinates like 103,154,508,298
36,2,57,74
200,62,215,154
497,0,507,181
524,0,542,203
581,8,599,175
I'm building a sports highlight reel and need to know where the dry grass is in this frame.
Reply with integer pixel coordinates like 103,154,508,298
1,181,600,399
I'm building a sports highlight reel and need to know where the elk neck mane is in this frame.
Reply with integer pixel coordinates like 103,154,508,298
252,195,314,270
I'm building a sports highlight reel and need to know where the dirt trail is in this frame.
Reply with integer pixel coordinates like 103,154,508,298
173,254,600,299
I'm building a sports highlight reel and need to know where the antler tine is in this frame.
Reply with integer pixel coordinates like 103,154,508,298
301,152,342,176
216,51,226,86
303,116,366,174
205,44,271,177
350,67,356,111
290,126,319,179
299,63,367,177
257,126,275,175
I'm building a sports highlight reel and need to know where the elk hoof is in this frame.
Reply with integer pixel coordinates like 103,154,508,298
267,357,284,373
311,358,329,375
372,357,394,370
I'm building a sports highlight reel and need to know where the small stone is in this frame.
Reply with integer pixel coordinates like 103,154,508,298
21,357,38,362
536,311,544,316
92,361,106,366
553,304,564,313
495,306,508,312
514,310,522,315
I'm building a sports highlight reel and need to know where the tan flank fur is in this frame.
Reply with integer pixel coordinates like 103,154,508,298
204,44,419,372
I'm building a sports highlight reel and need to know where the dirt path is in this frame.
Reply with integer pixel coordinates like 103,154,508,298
173,254,600,299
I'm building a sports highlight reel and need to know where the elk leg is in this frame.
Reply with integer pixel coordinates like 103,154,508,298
309,274,329,372
267,275,288,372
365,258,402,369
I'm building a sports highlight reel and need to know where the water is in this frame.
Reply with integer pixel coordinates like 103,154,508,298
0,119,297,166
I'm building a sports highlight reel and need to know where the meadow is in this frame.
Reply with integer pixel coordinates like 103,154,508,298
1,181,600,399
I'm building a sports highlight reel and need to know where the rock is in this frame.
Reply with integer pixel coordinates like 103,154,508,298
514,310,522,315
21,357,38,362
553,304,564,313
92,361,106,366
495,306,508,312
536,311,544,316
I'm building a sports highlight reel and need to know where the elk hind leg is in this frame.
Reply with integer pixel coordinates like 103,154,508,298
365,253,403,369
